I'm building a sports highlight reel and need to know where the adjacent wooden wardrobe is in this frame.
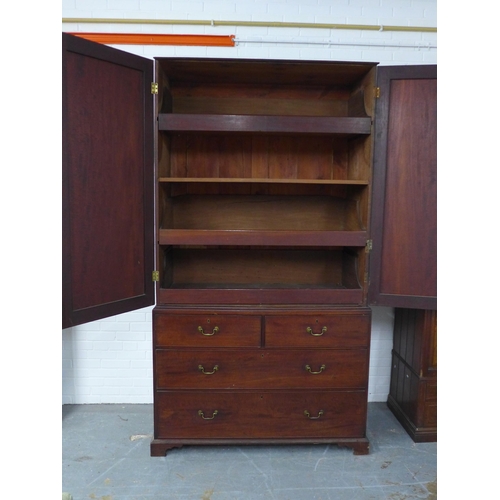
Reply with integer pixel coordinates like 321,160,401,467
62,33,437,455
388,309,437,442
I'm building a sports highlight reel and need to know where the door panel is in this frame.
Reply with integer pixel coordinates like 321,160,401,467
369,65,437,309
62,33,155,328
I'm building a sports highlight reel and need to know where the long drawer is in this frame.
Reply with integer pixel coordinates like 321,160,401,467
155,348,368,389
155,390,367,439
154,312,261,347
265,313,370,348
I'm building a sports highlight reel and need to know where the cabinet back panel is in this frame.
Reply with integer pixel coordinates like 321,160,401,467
168,134,352,180
173,95,349,117
167,248,349,287
166,195,361,232
172,82,351,98
171,83,350,117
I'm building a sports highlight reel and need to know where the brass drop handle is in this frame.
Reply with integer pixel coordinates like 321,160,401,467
304,410,324,420
198,325,219,336
198,410,218,420
305,364,326,374
306,326,327,337
198,364,219,375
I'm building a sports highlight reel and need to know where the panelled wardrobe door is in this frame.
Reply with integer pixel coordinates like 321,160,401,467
369,65,437,310
62,33,155,328
369,65,437,442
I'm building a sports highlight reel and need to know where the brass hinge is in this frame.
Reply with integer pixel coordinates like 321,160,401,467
365,239,373,253
151,82,158,95
375,87,381,98
152,270,159,282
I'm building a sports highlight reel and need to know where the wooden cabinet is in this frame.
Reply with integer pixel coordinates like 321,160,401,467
154,57,376,310
370,66,437,441
387,309,437,442
149,56,376,455
151,307,371,455
62,33,437,454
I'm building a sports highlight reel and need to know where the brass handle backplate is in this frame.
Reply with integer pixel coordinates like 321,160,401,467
305,364,326,374
304,410,324,420
198,364,219,375
198,325,219,336
306,326,327,337
198,410,218,420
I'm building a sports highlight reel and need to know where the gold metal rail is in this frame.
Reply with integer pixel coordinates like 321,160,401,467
62,18,437,33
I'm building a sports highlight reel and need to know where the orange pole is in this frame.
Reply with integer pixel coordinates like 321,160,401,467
68,32,235,46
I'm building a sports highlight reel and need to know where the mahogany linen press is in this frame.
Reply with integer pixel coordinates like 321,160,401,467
62,33,437,455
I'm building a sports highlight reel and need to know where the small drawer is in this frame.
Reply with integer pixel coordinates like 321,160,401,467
155,348,368,390
265,311,370,348
154,312,261,347
155,390,367,439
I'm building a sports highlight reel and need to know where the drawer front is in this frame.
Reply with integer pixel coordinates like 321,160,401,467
155,349,368,390
265,312,371,348
155,390,367,439
154,312,261,347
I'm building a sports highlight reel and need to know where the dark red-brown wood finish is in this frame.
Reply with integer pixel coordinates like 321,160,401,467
151,306,371,456
62,33,155,328
159,114,372,135
369,65,437,310
387,308,437,442
62,34,437,455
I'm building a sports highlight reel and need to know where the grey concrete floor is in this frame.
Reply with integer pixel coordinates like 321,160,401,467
62,403,436,500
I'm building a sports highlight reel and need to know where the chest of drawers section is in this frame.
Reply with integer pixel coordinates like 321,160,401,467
151,306,371,456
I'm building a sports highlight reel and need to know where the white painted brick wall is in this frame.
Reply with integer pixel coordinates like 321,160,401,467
63,307,154,404
61,0,436,404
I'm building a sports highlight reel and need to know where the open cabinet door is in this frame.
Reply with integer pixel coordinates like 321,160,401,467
62,33,155,328
369,65,437,310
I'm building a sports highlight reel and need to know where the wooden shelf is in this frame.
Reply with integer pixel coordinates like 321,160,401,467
159,229,367,247
159,177,369,185
158,113,372,136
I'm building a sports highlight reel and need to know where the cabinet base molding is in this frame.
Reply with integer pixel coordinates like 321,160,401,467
387,395,437,443
150,437,369,457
